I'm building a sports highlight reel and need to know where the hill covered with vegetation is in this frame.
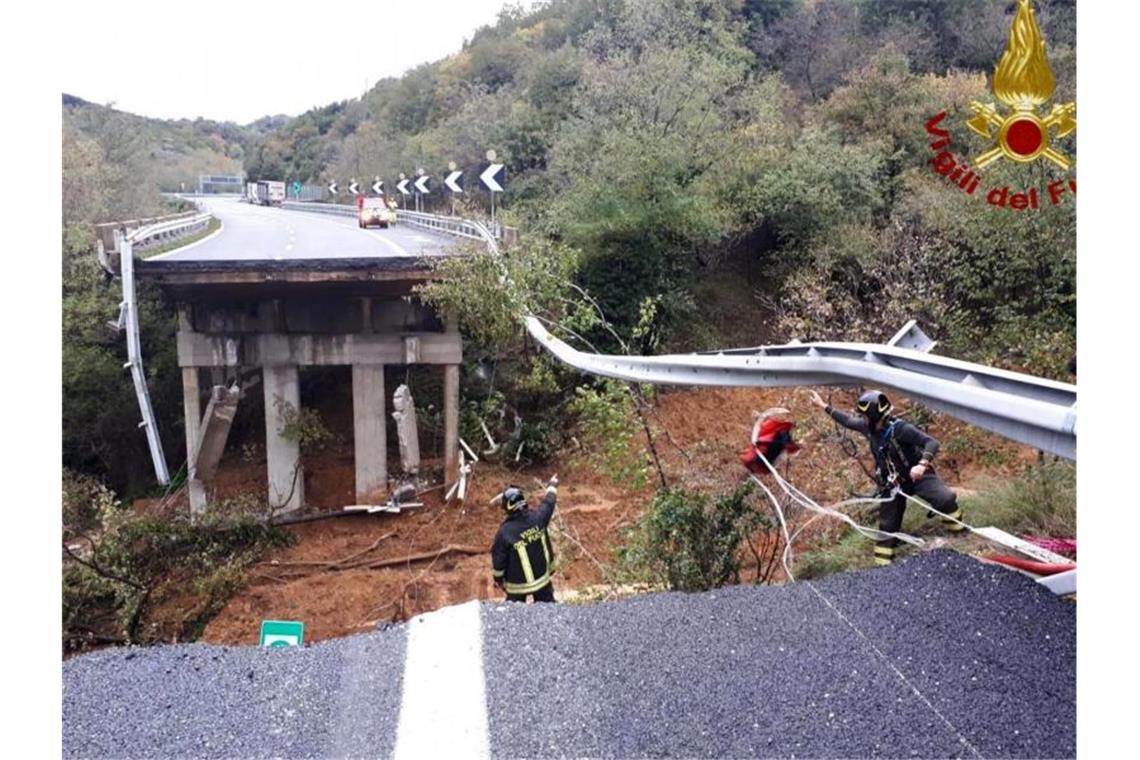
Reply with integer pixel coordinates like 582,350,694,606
246,0,1076,376
61,0,1076,494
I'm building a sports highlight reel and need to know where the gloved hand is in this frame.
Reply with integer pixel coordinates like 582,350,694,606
547,474,559,491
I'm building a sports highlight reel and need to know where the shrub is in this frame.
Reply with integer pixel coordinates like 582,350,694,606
568,380,649,490
62,479,291,652
275,398,336,454
617,483,766,592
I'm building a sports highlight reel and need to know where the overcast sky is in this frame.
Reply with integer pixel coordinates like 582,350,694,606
57,0,533,124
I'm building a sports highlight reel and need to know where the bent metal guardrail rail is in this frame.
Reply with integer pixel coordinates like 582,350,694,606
525,316,1077,460
115,212,213,485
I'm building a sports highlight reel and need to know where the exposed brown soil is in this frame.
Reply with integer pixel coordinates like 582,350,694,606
136,385,1037,648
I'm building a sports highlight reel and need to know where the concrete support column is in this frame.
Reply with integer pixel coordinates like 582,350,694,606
264,365,304,514
443,364,460,485
181,367,208,517
352,364,387,504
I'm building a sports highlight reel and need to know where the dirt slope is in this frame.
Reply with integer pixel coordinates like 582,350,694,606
194,385,1033,646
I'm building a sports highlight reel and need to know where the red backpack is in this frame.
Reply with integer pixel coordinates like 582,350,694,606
740,419,800,475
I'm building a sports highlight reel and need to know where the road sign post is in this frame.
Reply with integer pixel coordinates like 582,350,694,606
397,173,409,209
260,619,304,648
480,153,506,233
414,174,431,213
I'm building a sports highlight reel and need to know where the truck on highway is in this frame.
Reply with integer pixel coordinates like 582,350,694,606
256,180,286,206
245,182,258,203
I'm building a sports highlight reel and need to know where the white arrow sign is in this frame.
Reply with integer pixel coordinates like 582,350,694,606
372,179,384,194
349,180,360,195
445,170,464,194
414,175,432,194
480,163,505,192
328,181,338,195
397,178,411,195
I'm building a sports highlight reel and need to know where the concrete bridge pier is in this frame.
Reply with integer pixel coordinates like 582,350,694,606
352,364,387,504
181,367,208,517
264,365,304,514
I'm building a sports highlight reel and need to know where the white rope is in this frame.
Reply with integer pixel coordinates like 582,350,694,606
898,489,976,533
751,452,925,546
745,450,931,582
748,470,797,582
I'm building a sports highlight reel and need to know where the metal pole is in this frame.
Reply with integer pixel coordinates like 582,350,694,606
119,232,171,484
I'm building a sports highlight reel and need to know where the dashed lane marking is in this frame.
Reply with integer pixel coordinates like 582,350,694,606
393,600,490,759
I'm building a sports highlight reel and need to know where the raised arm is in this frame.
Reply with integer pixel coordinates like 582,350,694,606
809,390,868,433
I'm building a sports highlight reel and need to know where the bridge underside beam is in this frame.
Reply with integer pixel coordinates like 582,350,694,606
177,331,461,367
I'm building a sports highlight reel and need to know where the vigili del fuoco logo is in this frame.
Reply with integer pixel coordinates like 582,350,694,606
924,0,1075,210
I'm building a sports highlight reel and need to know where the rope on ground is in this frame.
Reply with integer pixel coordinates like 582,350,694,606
746,451,926,583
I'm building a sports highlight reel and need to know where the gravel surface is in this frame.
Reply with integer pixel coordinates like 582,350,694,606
480,550,1075,759
63,625,407,759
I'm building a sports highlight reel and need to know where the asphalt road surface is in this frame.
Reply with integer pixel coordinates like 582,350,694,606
153,197,458,262
63,551,1075,758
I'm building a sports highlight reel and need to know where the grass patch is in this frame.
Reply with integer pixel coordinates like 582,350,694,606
959,460,1076,536
797,530,876,579
140,217,220,259
795,460,1076,579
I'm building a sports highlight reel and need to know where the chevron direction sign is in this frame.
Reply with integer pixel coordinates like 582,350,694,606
445,170,464,193
480,163,505,192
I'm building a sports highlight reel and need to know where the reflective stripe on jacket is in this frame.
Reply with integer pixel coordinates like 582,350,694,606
491,490,556,594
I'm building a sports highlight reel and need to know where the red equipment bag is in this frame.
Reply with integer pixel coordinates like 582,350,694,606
740,419,800,475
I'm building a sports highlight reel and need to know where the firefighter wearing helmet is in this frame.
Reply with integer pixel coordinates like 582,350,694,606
490,475,559,602
810,389,965,565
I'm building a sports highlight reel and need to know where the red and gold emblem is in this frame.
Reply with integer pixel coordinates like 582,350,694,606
966,0,1075,169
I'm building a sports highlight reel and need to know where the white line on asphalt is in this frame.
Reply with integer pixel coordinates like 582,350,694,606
393,600,490,760
146,222,224,261
354,225,412,257
806,582,984,759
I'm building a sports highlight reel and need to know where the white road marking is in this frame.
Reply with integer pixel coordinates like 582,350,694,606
355,225,412,257
278,208,415,257
806,582,984,758
145,222,225,261
394,600,490,759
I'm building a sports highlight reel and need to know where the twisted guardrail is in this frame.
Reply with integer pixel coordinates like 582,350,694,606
526,317,1076,460
112,211,213,485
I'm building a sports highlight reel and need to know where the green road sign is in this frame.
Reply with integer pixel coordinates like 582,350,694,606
260,619,304,648
292,181,302,195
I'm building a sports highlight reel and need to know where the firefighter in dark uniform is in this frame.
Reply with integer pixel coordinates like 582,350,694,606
491,476,558,602
809,389,965,565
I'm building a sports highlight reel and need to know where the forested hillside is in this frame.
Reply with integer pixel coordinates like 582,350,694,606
61,0,1076,494
60,1,1078,648
246,0,1076,376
